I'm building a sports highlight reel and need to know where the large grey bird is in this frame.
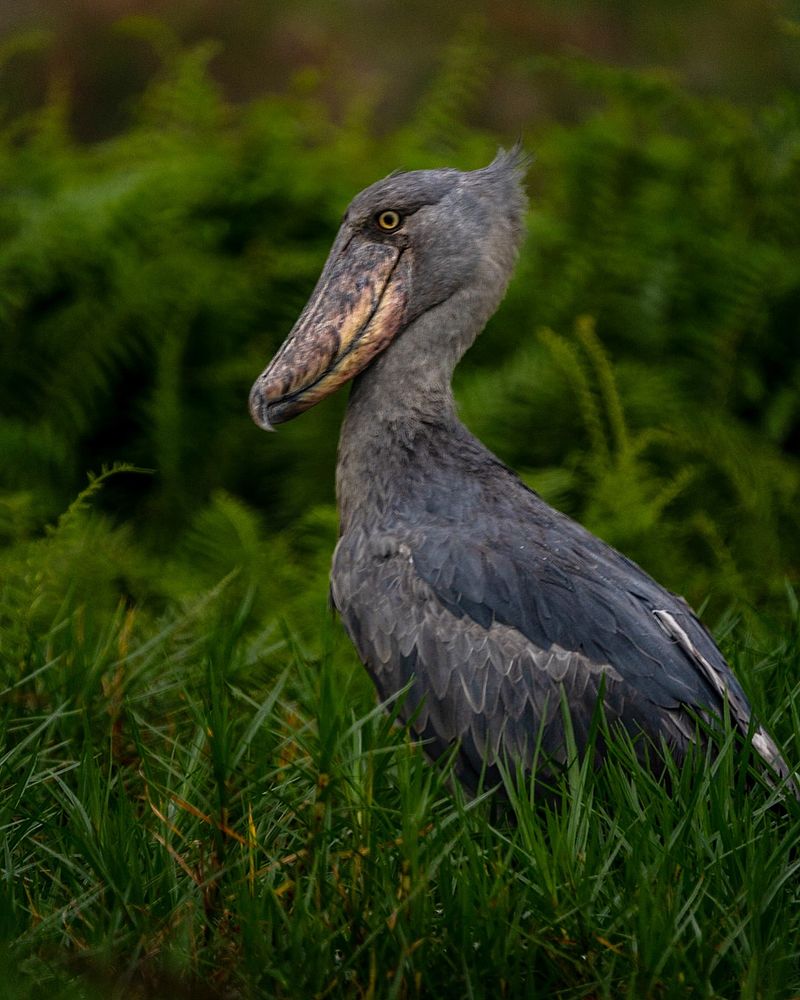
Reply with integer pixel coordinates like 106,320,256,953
249,148,790,791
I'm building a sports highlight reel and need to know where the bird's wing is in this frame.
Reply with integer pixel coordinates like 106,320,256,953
333,528,687,789
331,514,785,788
412,516,747,715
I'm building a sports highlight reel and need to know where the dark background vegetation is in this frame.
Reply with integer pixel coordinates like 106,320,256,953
1,0,799,621
1,2,800,997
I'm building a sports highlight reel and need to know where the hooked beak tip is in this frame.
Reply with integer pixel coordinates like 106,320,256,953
249,381,276,432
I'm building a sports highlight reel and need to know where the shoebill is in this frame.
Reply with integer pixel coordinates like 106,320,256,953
249,148,790,792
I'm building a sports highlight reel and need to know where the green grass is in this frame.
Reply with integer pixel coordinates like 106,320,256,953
2,540,800,999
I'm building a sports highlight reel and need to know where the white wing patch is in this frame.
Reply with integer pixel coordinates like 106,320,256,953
653,609,784,772
652,610,729,701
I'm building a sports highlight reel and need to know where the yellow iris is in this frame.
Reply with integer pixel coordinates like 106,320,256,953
376,210,401,231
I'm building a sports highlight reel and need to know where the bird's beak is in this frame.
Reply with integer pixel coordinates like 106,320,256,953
249,230,410,429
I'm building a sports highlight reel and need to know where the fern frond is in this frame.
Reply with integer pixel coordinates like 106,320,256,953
539,325,609,464
575,315,629,456
181,490,264,580
54,463,152,533
405,17,490,159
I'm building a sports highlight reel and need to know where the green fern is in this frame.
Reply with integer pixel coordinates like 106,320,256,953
395,16,494,165
0,27,797,628
54,462,151,533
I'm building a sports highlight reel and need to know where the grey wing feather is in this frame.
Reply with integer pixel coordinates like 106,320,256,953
331,529,700,790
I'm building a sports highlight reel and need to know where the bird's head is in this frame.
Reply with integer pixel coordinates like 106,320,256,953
249,146,529,430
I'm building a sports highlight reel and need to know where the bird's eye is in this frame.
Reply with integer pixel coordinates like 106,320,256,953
376,210,402,232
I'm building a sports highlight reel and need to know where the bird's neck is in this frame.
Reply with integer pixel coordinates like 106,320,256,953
336,288,490,533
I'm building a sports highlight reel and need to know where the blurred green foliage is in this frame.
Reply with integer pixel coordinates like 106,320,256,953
0,22,798,633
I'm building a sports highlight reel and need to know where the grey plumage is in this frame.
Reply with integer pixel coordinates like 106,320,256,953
251,147,791,792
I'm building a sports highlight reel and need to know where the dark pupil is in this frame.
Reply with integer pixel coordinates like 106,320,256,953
381,212,397,227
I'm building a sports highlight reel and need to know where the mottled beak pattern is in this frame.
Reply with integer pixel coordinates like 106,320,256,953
249,233,410,429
